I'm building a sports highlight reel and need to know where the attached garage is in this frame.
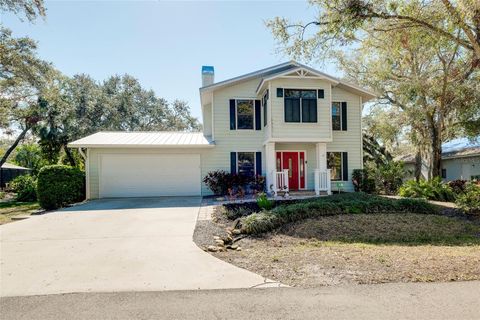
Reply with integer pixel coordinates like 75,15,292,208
99,153,201,198
68,132,214,199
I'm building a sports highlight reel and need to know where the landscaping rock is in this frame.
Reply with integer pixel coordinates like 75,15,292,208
236,247,242,251
213,236,221,240
223,235,233,243
215,239,225,246
228,244,239,250
232,229,242,235
216,246,226,252
207,245,218,252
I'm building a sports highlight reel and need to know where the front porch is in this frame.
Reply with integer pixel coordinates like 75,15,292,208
264,142,332,196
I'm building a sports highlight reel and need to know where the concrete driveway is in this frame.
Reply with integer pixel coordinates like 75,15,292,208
0,197,276,297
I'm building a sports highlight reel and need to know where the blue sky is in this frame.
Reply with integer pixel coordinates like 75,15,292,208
1,1,338,122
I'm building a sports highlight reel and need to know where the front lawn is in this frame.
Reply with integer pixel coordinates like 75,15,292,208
195,193,480,287
0,200,40,225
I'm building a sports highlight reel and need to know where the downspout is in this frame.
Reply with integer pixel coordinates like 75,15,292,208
78,148,90,200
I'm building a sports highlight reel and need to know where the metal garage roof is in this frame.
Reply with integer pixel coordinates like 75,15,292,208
68,132,215,148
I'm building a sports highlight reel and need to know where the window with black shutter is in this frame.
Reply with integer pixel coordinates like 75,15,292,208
284,89,317,123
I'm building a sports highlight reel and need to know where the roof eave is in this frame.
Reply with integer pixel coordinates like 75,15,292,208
67,143,216,149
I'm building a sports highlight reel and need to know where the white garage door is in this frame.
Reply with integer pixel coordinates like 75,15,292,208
99,153,201,198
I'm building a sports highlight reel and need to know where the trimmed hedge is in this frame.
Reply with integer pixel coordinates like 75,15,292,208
37,165,85,210
9,174,37,202
240,193,438,234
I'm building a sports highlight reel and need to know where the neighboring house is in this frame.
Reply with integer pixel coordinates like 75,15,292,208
400,138,480,181
0,163,31,189
69,61,375,199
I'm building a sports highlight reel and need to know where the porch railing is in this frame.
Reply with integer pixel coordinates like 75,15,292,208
271,169,289,195
314,169,331,196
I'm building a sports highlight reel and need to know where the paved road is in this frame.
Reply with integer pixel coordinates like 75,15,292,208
2,281,479,320
0,197,277,297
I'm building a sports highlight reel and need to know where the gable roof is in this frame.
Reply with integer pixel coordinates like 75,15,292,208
68,132,214,148
199,61,377,103
1,163,30,170
397,138,480,163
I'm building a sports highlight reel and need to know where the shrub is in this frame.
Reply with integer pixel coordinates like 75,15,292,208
352,169,376,193
256,192,274,210
37,165,85,210
456,183,480,215
240,193,437,234
203,170,265,196
398,177,455,202
448,180,468,195
203,170,231,195
9,175,37,202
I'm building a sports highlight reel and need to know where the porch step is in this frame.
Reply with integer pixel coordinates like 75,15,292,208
288,190,317,196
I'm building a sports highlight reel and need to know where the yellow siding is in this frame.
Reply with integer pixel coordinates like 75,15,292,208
88,148,209,199
269,78,331,140
88,79,365,197
327,87,363,192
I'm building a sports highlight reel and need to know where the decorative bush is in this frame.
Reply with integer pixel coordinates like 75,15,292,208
256,192,274,210
398,177,455,202
240,193,437,234
37,165,85,210
203,170,231,195
456,183,480,215
448,180,468,195
9,175,37,202
203,170,265,196
352,169,376,193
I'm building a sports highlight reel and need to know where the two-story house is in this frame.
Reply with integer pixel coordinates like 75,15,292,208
69,61,375,199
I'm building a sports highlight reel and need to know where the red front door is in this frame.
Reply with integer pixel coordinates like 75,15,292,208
276,151,305,190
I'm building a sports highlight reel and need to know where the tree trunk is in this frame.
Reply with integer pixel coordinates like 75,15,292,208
0,126,31,169
63,145,76,167
427,117,442,179
414,151,422,182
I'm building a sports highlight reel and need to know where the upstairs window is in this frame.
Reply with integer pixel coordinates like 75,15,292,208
332,102,341,130
284,89,317,123
236,100,254,130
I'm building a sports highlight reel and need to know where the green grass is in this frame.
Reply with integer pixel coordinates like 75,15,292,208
281,213,480,246
0,200,40,224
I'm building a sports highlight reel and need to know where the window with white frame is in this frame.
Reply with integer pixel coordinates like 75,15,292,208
284,89,317,123
327,152,342,181
332,102,341,130
236,100,254,130
237,152,255,177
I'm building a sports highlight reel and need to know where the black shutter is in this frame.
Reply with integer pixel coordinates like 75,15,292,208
276,88,283,97
255,100,261,130
255,152,262,176
317,89,325,99
341,102,347,131
230,152,237,174
342,152,348,181
229,99,236,130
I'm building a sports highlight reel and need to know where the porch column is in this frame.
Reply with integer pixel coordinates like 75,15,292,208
265,142,276,195
316,142,327,171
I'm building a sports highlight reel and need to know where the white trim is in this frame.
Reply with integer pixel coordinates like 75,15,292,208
267,82,272,139
329,84,333,141
326,150,347,181
331,101,343,131
234,98,257,131
235,151,259,177
211,92,215,141
86,148,90,200
264,137,333,145
256,66,340,94
282,88,320,124
68,144,215,149
275,150,307,190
